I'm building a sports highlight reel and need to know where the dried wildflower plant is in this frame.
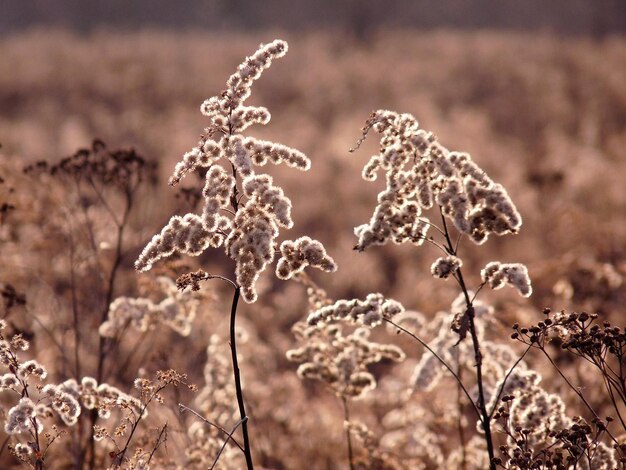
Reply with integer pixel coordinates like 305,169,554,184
0,320,68,468
134,39,335,303
505,308,626,465
92,369,192,469
287,321,405,399
0,320,138,467
351,110,521,249
0,317,182,468
134,39,335,470
286,278,406,469
350,110,533,468
101,276,204,338
490,369,619,469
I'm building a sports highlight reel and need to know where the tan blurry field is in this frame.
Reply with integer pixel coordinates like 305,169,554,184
0,29,626,469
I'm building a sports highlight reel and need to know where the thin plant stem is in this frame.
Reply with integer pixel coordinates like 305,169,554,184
538,347,619,446
179,404,244,452
488,345,532,419
439,208,496,469
229,285,254,469
146,423,168,466
455,349,467,470
211,417,248,470
114,385,166,468
88,189,133,470
342,396,355,470
600,368,626,431
384,319,482,420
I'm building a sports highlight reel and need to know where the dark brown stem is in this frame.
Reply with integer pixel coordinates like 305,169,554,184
146,423,167,465
600,365,626,431
114,384,167,468
466,306,496,469
211,417,248,470
342,396,355,470
439,208,496,469
488,345,531,419
68,229,86,469
455,349,467,470
96,190,133,383
229,286,254,470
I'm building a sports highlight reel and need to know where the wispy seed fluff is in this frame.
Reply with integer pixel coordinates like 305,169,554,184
287,322,405,398
41,383,81,426
135,40,331,303
5,397,37,434
307,293,405,327
276,236,337,280
352,110,522,251
430,255,462,279
100,277,201,337
17,359,48,380
481,261,532,297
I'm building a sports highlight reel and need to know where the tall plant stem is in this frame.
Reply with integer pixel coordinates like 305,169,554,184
229,285,254,470
439,209,496,469
86,191,133,470
341,397,354,470
342,396,355,470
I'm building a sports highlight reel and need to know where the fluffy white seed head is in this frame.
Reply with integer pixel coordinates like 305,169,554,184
430,256,462,279
481,262,532,297
135,214,212,272
307,293,405,327
276,236,337,280
5,398,37,434
287,321,404,398
353,110,522,251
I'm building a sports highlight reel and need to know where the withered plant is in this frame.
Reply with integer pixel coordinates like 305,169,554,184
287,276,405,469
334,110,532,468
135,39,336,469
23,140,158,469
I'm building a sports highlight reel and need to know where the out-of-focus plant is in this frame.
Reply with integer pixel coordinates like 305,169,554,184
23,140,158,469
287,276,405,469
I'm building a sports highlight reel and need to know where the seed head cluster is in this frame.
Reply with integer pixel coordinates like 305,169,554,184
352,110,521,251
287,322,405,399
409,295,493,392
276,236,337,280
430,255,462,279
100,276,201,337
491,369,618,469
135,40,333,303
307,293,405,327
481,261,533,297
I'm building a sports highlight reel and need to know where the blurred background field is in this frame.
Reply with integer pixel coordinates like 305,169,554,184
1,2,626,468
2,28,625,307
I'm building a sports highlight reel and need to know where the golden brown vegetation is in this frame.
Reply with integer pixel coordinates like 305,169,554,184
0,29,625,469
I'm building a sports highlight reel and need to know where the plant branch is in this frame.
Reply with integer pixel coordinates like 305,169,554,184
179,404,244,452
488,345,532,419
384,319,482,420
439,207,496,469
211,417,248,470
